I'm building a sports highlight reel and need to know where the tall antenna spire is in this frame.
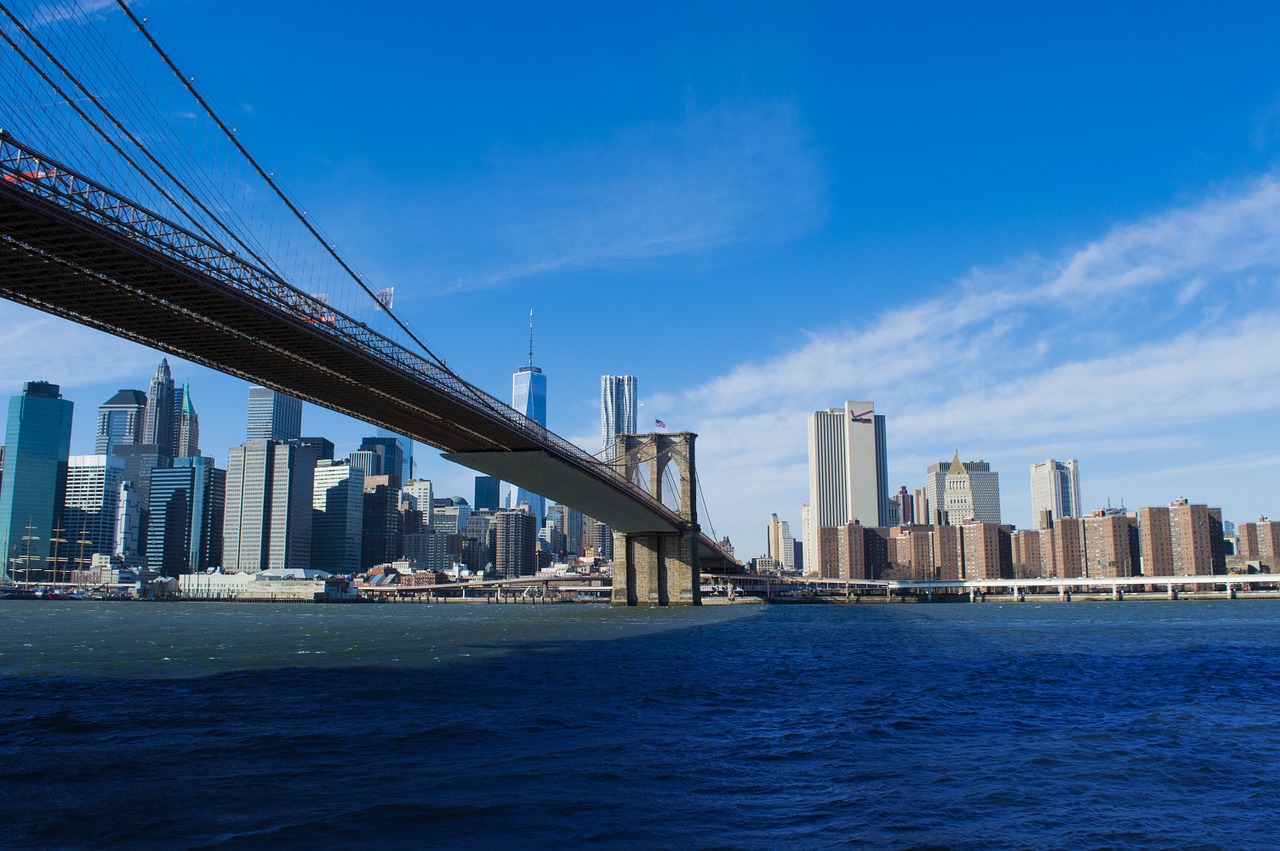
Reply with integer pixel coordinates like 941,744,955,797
528,309,535,368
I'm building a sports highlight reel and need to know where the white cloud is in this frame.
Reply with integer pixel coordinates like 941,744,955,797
0,303,158,390
666,174,1280,547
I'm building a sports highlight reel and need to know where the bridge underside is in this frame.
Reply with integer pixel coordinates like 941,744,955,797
443,450,677,534
0,183,692,536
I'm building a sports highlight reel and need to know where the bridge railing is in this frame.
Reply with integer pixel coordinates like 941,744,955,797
0,133,702,537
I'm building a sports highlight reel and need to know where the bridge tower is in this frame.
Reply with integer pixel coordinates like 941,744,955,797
610,432,700,606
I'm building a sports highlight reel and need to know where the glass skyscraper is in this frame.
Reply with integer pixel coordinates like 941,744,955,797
148,456,225,575
0,382,74,582
374,427,413,483
246,386,302,442
600,375,638,461
509,362,547,529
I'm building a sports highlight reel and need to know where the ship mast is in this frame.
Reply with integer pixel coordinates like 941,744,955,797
47,522,67,586
20,517,38,588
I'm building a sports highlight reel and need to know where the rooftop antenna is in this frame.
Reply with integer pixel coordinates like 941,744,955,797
528,309,535,369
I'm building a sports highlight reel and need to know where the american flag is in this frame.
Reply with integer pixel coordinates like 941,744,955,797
655,419,667,429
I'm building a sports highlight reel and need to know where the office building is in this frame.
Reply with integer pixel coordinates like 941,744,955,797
767,513,795,571
474,475,500,512
361,474,402,569
147,466,193,575
1030,459,1081,524
171,455,224,573
62,455,126,566
403,479,434,516
600,375,638,461
912,487,929,525
95,389,147,455
348,450,378,479
925,453,1001,525
508,311,547,529
431,497,471,536
110,443,170,553
223,439,315,573
807,401,889,536
297,437,335,462
800,500,814,576
358,436,405,486
173,384,200,458
114,480,142,560
142,358,175,458
375,427,413,482
246,386,302,442
312,460,365,574
892,486,913,529
0,381,74,582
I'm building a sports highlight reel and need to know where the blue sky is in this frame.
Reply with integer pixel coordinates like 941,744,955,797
5,1,1280,556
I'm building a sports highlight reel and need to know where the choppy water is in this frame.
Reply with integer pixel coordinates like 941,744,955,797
2,599,1278,849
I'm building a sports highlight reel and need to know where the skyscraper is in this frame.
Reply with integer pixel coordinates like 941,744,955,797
1030,459,1081,524
493,508,537,578
62,455,126,564
312,460,365,574
403,479,435,517
361,474,402,569
0,381,74,582
148,466,193,575
172,384,200,458
806,401,888,535
95,389,147,455
600,375,638,460
767,513,795,571
509,311,547,528
358,435,405,486
474,475,500,511
375,427,414,482
246,386,302,442
185,456,225,573
222,439,314,573
925,452,1001,525
142,358,175,458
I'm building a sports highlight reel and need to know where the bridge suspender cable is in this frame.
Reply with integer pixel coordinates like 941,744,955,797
0,3,285,278
114,0,452,373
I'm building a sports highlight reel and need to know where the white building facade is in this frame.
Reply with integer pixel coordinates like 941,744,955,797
1030,458,1081,524
63,454,126,560
807,400,888,533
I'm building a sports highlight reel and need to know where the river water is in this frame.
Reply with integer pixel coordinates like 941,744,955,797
1,599,1277,849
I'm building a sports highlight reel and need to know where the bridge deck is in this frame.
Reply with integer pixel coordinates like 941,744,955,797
0,140,702,539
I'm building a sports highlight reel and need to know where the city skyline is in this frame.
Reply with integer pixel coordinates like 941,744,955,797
5,4,1280,552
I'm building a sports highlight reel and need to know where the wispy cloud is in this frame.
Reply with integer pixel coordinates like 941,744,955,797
422,102,826,293
661,174,1280,544
27,0,116,26
0,303,159,390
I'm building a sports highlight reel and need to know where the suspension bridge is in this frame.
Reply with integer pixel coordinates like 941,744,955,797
0,0,734,603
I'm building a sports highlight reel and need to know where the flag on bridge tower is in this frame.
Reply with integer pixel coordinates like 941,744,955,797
655,419,667,429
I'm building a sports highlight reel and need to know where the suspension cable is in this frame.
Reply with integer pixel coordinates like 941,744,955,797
114,0,450,371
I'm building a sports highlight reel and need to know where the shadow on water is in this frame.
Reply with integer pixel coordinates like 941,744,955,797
2,602,1280,848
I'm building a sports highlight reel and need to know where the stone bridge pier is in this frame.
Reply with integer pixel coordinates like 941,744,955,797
610,432,700,606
